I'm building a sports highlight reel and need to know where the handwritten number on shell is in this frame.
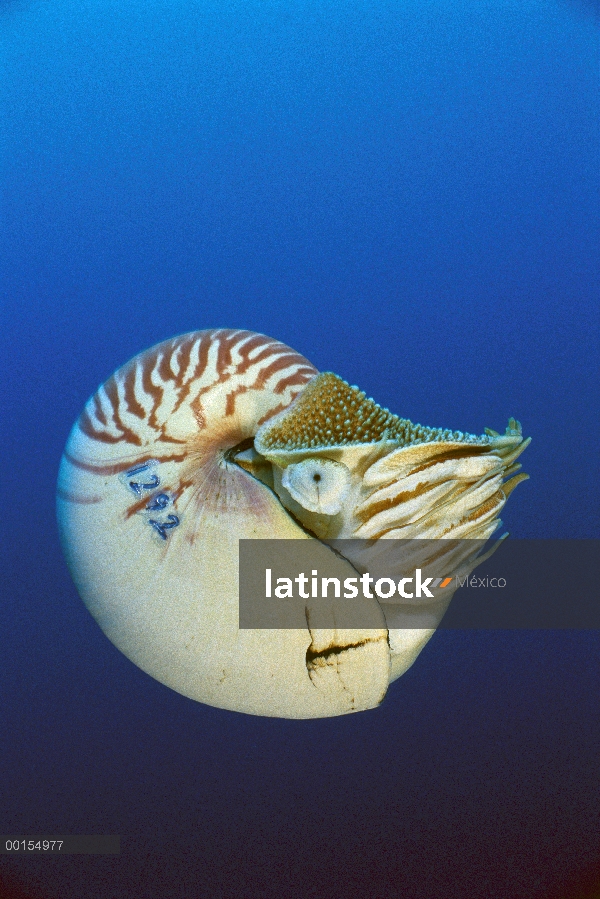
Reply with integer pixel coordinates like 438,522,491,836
146,493,171,512
148,514,180,540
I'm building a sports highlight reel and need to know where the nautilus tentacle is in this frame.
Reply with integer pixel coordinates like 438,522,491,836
57,330,529,718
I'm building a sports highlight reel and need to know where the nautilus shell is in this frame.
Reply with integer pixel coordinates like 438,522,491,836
57,330,529,719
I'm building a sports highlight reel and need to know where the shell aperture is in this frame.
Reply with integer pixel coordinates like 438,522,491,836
57,330,529,718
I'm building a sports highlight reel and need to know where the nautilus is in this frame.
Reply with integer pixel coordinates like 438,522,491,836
57,329,529,719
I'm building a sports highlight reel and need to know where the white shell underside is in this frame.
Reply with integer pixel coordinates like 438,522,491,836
57,329,528,719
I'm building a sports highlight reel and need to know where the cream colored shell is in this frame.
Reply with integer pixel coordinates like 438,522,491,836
57,329,529,718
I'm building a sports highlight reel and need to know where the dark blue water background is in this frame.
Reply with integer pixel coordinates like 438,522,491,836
1,1,599,896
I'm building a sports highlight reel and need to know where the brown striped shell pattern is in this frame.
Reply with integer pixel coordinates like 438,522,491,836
57,329,529,719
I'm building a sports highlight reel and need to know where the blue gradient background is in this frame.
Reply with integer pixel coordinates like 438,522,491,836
1,1,599,896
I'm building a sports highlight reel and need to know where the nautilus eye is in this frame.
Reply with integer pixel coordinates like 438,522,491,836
57,329,529,719
281,459,351,515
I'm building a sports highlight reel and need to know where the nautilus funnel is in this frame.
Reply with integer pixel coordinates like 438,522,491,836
57,329,530,718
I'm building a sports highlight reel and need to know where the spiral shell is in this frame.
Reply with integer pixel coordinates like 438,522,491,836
57,329,529,718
